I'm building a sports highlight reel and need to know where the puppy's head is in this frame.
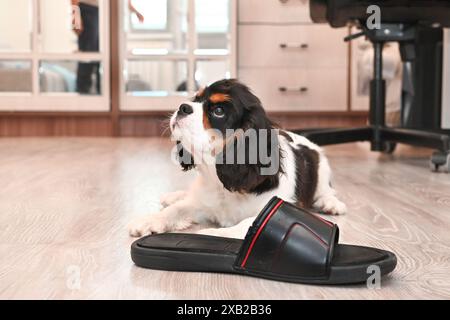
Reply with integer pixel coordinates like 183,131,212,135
170,79,282,194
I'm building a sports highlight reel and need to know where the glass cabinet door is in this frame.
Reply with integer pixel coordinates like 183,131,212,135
0,61,32,93
0,0,110,111
120,0,236,111
125,0,188,54
195,0,231,53
0,0,33,94
39,0,80,54
0,0,32,53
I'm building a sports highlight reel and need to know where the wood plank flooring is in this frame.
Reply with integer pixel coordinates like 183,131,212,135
0,138,449,299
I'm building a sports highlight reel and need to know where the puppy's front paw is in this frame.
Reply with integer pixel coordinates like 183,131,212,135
314,195,347,215
128,215,167,237
160,191,187,208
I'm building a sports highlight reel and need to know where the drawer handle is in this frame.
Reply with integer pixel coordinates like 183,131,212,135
279,87,309,93
280,43,309,49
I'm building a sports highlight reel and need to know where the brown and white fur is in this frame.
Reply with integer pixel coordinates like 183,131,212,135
128,79,346,239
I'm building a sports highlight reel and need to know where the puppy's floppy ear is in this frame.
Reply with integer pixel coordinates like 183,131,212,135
176,141,196,171
215,96,283,194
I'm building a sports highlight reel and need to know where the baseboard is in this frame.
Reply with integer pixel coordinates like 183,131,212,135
0,115,113,137
0,112,368,137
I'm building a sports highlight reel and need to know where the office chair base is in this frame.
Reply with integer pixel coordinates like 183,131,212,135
292,126,450,172
292,24,450,172
381,142,397,154
430,151,450,173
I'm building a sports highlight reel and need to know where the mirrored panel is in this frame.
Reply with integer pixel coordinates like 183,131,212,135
126,0,188,54
39,60,102,95
40,0,101,53
0,60,32,92
195,0,231,52
195,59,230,88
125,60,188,96
0,0,32,52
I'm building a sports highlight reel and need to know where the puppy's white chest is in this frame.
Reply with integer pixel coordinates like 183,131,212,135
206,191,254,227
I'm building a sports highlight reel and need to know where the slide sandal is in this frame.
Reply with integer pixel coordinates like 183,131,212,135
131,197,397,285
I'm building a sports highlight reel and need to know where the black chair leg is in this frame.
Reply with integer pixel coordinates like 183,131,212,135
380,128,450,151
292,125,450,172
291,24,450,172
292,127,373,146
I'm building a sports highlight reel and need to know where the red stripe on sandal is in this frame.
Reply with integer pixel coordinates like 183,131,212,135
240,199,284,268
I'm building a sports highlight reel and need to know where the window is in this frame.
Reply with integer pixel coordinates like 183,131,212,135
120,0,236,111
196,0,230,33
129,0,169,31
0,61,32,93
0,0,32,53
0,0,110,111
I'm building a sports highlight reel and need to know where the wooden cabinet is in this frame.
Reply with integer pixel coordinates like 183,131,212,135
239,67,347,111
239,0,310,24
237,0,349,112
120,0,237,111
239,25,347,68
0,0,111,112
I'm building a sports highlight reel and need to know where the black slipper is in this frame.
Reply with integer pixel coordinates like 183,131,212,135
131,197,397,285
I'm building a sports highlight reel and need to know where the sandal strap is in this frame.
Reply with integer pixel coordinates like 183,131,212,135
234,197,339,280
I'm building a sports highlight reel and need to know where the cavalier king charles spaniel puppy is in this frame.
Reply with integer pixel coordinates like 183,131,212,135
129,79,346,239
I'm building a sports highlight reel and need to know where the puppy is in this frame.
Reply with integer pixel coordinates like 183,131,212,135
128,79,346,239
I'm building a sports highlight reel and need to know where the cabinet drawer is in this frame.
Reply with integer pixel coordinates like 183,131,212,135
239,0,310,24
239,25,348,68
239,67,347,111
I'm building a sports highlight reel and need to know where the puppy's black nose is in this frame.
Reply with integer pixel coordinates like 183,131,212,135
178,104,193,116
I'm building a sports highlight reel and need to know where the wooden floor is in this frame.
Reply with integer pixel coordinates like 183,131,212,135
0,138,449,300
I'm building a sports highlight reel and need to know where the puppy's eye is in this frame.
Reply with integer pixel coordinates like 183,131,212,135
212,106,225,118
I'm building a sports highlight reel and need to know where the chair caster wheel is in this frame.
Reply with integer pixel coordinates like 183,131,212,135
430,151,450,173
382,142,397,154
